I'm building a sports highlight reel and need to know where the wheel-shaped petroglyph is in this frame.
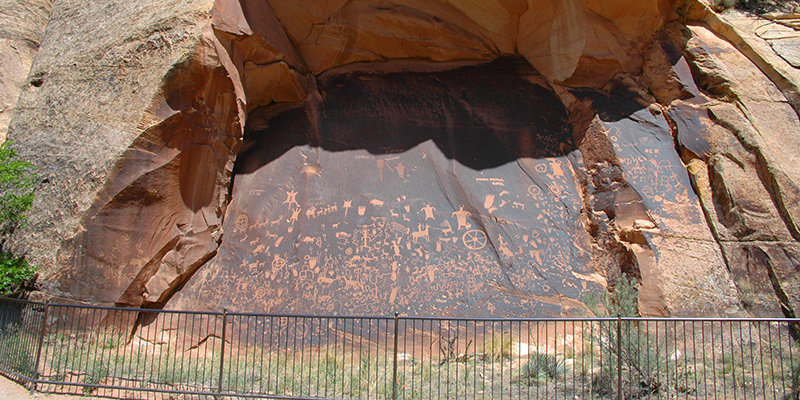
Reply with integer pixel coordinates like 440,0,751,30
462,229,487,250
235,214,249,231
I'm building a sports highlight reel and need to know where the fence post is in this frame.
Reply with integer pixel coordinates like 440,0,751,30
217,308,228,399
616,314,622,400
391,312,399,400
29,299,50,395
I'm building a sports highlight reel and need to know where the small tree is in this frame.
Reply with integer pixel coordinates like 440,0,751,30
0,141,36,294
583,274,670,397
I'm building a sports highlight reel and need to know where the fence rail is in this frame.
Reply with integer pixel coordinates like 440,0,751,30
0,297,799,399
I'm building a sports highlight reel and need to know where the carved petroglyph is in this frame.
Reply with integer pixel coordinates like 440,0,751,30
235,214,249,231
283,190,300,208
452,206,472,230
441,220,454,235
396,163,406,178
288,208,301,224
421,204,436,220
462,230,487,250
411,224,430,243
179,62,605,316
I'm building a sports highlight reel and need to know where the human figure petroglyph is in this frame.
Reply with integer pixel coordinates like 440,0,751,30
421,204,436,220
343,200,352,217
391,240,402,258
283,190,300,208
452,206,471,230
288,208,301,224
396,163,406,178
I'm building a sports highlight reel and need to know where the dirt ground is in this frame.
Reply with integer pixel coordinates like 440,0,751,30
0,375,96,400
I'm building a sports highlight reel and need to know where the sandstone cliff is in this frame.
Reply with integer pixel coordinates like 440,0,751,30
3,0,799,318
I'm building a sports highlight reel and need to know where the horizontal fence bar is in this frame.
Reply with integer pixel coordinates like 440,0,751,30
0,297,798,399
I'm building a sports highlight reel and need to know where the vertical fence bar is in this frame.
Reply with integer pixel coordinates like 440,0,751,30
616,315,622,400
29,300,49,395
217,308,227,398
391,312,399,400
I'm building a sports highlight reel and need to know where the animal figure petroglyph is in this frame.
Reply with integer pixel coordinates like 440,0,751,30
440,220,454,235
412,224,430,243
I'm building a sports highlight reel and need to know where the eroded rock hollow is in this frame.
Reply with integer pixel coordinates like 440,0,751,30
5,0,800,318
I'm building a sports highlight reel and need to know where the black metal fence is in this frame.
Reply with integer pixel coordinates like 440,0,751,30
1,297,799,399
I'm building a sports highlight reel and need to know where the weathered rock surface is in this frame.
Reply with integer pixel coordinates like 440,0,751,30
7,0,244,306
2,0,799,318
171,57,598,316
0,0,51,142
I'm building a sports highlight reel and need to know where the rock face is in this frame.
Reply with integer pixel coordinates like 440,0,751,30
0,0,51,142
171,57,598,316
3,0,800,317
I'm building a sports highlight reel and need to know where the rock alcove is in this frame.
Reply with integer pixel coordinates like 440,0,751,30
6,0,800,319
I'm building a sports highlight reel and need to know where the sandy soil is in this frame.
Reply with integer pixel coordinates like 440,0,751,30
0,375,96,400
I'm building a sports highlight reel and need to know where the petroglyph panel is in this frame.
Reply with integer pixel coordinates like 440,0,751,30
173,58,598,317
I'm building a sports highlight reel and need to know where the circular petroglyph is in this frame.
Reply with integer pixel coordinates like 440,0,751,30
272,255,287,270
528,185,541,197
235,214,249,231
535,163,548,173
462,230,487,251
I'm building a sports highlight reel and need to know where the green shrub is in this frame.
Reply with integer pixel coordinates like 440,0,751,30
0,252,35,294
518,352,565,386
0,141,36,294
0,142,35,234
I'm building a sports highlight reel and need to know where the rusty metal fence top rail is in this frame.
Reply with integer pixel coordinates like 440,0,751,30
1,296,799,399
